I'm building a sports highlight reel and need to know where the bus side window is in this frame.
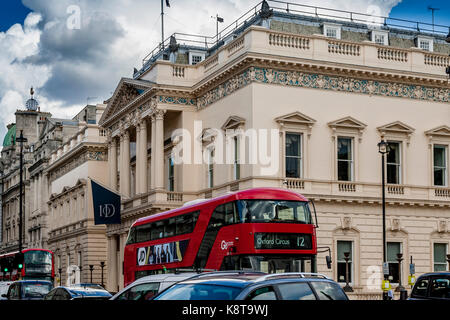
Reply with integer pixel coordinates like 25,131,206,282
165,218,176,238
210,205,226,228
136,224,151,243
224,202,236,224
176,211,199,235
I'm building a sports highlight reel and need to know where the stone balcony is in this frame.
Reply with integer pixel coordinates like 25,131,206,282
119,175,450,215
140,26,449,87
49,124,107,166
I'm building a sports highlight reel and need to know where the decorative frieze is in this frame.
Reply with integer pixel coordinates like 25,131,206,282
197,66,449,110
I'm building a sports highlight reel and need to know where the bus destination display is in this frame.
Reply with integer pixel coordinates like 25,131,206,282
254,233,312,250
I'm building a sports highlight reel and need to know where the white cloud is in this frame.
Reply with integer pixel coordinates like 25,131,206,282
0,0,402,140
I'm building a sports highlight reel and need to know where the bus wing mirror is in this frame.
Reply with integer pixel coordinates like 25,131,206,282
326,255,332,269
309,200,318,228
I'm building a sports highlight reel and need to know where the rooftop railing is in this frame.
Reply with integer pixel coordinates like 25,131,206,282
138,1,449,75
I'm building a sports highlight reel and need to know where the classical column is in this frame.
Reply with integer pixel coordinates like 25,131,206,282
135,124,141,194
119,134,124,193
37,173,42,212
150,115,156,190
140,119,148,194
154,110,165,190
33,177,38,212
123,130,131,197
110,138,118,191
107,236,118,292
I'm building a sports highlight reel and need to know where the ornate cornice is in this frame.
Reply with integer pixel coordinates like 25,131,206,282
197,66,449,110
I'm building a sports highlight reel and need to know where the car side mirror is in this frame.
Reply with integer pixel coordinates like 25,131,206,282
1,294,8,298
326,255,332,269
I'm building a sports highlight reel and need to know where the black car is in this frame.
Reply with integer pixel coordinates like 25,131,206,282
409,272,450,300
1,280,53,300
153,271,348,300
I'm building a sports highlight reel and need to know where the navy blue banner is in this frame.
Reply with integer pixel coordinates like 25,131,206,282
91,179,121,225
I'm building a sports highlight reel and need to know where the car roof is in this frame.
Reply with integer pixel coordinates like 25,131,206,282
417,272,450,278
172,272,334,289
131,272,200,284
13,280,52,284
56,286,111,297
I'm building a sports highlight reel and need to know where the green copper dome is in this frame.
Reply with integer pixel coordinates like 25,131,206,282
3,124,16,147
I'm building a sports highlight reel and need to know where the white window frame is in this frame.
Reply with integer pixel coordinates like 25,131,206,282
336,240,354,284
207,148,214,188
285,132,303,179
337,136,354,182
371,30,389,46
416,36,434,52
386,241,402,284
386,141,402,185
323,23,341,40
188,51,206,65
167,156,175,192
233,136,240,180
433,144,448,187
433,242,448,272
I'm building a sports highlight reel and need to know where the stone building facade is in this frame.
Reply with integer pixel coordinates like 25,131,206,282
0,95,53,254
99,2,450,295
45,104,109,286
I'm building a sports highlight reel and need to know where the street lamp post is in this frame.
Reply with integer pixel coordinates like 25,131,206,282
100,261,105,288
378,140,390,300
447,254,450,271
58,268,62,286
343,252,353,292
16,131,27,254
89,265,94,283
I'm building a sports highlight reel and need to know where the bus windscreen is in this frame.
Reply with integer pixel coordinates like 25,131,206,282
238,200,312,224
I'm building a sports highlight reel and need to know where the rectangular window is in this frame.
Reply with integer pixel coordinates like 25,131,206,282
434,145,447,186
168,157,174,191
420,40,430,51
434,243,448,272
191,55,203,65
285,133,302,178
417,37,433,52
208,149,214,188
337,241,353,283
374,34,386,45
337,137,353,181
387,142,401,184
387,242,401,283
233,136,240,180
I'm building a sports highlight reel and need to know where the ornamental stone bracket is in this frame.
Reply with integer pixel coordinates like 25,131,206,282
437,220,448,234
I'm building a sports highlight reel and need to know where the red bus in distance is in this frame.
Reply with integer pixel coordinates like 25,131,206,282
0,249,55,282
124,188,320,287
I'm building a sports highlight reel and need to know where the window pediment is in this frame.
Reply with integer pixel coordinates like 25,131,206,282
328,117,366,141
377,121,415,144
425,125,450,138
221,116,245,131
377,121,415,135
275,111,316,128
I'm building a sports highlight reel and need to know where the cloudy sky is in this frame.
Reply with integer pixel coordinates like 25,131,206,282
0,0,449,141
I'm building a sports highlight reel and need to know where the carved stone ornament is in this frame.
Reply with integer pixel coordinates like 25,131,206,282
153,108,166,120
437,220,447,233
391,218,401,232
341,217,352,230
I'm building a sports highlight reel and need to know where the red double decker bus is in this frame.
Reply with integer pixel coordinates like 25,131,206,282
0,249,55,282
124,188,320,286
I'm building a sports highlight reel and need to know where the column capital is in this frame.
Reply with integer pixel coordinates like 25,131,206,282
153,109,166,120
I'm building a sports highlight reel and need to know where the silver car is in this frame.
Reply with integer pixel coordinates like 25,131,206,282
0,282,13,300
110,272,201,301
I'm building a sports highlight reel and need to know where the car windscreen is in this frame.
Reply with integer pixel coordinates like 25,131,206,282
21,283,52,299
154,283,242,300
309,281,348,300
